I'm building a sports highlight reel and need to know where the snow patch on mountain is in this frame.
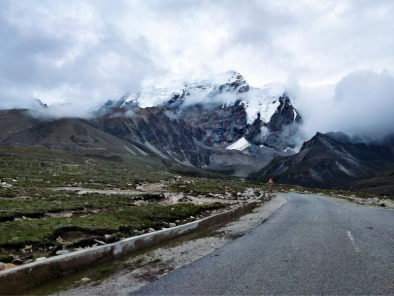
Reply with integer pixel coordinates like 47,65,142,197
226,137,251,151
124,80,185,108
100,71,291,125
241,83,285,124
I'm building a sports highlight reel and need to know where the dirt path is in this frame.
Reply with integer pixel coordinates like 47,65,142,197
57,195,286,296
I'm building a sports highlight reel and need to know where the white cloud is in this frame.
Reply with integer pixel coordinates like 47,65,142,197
295,70,394,141
0,0,394,121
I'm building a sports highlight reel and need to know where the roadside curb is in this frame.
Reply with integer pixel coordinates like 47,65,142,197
0,201,259,295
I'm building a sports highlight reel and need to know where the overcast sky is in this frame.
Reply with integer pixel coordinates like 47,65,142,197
1,0,394,138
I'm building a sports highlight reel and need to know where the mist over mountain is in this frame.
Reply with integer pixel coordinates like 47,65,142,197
2,67,394,186
0,71,304,177
295,70,394,142
92,71,302,176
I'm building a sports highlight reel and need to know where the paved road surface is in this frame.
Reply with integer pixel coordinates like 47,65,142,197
132,193,394,295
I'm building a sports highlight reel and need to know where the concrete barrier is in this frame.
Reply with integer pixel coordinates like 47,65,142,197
0,201,258,295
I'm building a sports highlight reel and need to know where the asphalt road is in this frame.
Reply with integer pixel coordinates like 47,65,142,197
132,193,394,295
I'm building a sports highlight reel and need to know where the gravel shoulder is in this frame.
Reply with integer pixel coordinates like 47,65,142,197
56,195,286,296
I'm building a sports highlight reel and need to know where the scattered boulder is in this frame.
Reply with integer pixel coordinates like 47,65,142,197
35,257,47,261
169,223,176,228
148,228,156,233
164,193,184,204
1,182,13,188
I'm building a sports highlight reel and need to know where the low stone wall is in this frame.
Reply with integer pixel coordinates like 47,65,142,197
0,201,258,295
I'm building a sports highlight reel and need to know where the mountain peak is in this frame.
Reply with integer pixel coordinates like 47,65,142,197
96,71,298,126
30,99,48,110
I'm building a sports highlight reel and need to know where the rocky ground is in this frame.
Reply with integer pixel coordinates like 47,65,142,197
0,175,270,272
52,196,286,296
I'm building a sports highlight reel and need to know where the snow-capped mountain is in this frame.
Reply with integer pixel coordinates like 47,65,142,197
94,71,303,176
98,71,294,126
117,71,249,108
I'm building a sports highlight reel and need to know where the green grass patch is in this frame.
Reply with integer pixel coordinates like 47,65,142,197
0,203,225,245
95,267,114,280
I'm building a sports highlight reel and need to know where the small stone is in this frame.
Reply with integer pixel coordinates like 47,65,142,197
56,250,70,255
104,234,112,240
0,263,17,270
80,278,91,283
169,223,176,228
94,239,106,245
35,257,47,261
190,216,195,219
148,228,156,233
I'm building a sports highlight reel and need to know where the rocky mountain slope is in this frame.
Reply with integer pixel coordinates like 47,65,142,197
93,71,302,175
337,169,394,197
2,70,394,188
0,109,144,157
0,109,229,178
250,132,394,188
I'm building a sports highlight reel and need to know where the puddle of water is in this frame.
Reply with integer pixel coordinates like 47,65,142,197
22,207,251,295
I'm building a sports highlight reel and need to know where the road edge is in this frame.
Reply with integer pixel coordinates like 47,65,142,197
0,201,259,295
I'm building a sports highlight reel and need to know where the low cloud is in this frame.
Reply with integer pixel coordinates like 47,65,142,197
164,110,180,122
293,70,394,142
182,89,240,109
27,101,96,120
109,110,139,119
2,0,394,112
